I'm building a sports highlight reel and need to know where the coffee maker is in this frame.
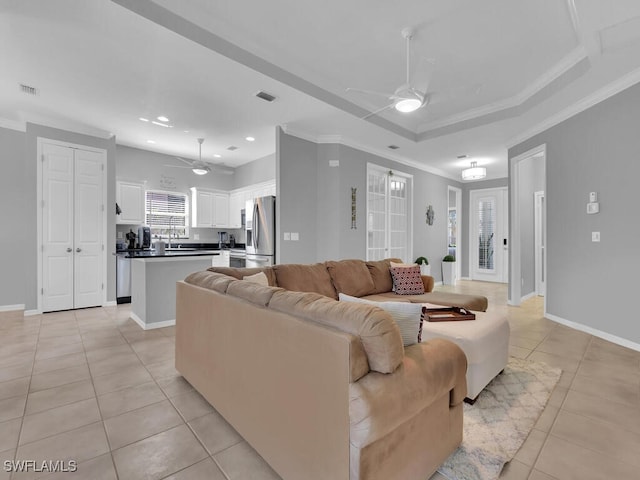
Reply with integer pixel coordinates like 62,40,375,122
137,226,151,249
217,231,228,249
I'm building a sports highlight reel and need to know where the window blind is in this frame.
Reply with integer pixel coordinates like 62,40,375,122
145,190,188,238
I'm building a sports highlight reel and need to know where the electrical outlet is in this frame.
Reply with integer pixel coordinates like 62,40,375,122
283,232,291,241
592,231,600,242
117,231,123,239
194,233,200,240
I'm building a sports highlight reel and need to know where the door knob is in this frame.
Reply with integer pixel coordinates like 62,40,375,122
76,248,82,253
66,247,72,253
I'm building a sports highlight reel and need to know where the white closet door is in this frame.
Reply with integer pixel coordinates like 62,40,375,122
42,143,75,311
74,149,103,308
367,169,387,260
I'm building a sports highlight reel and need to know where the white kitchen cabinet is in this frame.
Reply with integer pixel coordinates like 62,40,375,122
191,188,229,228
228,191,244,228
116,181,145,225
213,193,229,227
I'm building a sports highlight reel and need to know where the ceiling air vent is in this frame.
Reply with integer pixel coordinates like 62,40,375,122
20,83,38,96
255,91,276,102
388,145,400,150
227,146,238,151
457,154,468,159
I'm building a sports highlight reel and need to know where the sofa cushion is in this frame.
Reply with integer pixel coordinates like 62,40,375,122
360,291,488,312
269,290,403,374
326,260,375,297
272,263,337,299
339,293,423,347
185,271,234,293
365,258,402,294
390,265,425,295
226,280,280,307
208,266,277,286
243,271,269,286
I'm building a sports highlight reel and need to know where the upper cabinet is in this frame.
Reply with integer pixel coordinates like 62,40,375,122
228,191,244,229
116,181,145,225
191,188,229,228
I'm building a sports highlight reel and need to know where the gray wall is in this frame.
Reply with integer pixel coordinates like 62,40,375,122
461,177,509,278
509,81,640,346
25,123,117,309
0,127,27,307
277,128,462,281
233,153,275,189
518,157,545,297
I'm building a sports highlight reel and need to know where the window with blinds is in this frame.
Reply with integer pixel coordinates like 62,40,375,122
145,190,189,238
477,198,495,270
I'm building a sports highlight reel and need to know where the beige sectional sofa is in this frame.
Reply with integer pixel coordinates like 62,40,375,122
175,259,478,480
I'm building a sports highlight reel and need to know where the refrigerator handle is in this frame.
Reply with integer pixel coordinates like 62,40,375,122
253,203,259,249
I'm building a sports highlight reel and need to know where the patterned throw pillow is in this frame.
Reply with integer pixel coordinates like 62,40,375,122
338,293,423,346
390,265,425,295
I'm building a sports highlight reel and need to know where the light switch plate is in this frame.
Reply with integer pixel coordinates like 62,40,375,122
291,232,299,241
283,232,291,241
592,231,600,242
589,192,598,202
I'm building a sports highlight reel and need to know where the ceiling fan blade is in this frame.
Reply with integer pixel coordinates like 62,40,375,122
346,87,394,99
362,102,396,120
411,56,436,92
164,164,192,169
428,83,483,105
174,156,194,166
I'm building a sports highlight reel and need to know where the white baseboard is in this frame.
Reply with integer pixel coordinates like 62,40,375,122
545,312,640,353
103,301,117,307
0,304,25,312
434,281,443,286
129,312,175,331
460,276,472,280
24,309,40,316
520,291,537,303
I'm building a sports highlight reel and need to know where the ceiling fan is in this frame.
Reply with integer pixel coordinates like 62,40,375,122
164,138,234,175
347,27,434,119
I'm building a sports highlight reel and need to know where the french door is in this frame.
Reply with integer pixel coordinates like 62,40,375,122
366,164,412,262
41,140,105,312
470,187,508,283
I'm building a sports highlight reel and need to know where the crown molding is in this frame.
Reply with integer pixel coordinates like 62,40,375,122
280,125,458,181
0,118,26,132
418,47,589,134
507,65,640,148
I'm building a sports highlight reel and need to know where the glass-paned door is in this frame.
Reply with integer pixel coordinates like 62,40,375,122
470,187,508,282
366,165,411,262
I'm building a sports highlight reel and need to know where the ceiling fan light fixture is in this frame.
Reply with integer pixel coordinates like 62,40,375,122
461,161,486,181
192,166,209,175
394,97,422,113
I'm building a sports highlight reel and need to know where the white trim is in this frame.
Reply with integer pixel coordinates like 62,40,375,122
281,126,458,181
103,301,117,307
509,144,546,307
37,137,109,312
534,190,546,297
545,312,640,353
0,304,25,312
447,186,463,283
24,309,40,316
129,312,175,330
507,66,640,148
0,118,26,132
520,291,537,303
460,276,472,281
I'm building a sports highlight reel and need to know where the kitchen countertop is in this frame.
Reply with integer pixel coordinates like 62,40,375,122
115,250,220,258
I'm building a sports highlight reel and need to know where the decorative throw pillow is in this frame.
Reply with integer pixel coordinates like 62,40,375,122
338,293,423,346
243,271,269,286
390,265,425,295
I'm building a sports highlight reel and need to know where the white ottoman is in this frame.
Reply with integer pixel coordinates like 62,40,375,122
421,310,510,402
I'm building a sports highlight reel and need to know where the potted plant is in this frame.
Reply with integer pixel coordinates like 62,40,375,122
414,256,431,276
442,255,456,285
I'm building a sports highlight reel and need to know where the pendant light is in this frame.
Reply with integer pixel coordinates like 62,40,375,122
461,161,486,181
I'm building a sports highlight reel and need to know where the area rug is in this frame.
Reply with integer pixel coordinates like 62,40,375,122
437,358,561,480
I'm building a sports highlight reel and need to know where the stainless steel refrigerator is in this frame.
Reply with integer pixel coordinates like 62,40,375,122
245,195,276,267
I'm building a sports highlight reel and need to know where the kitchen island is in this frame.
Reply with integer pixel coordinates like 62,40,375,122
128,250,219,329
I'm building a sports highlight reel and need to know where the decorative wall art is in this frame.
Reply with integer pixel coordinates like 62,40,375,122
351,187,357,229
426,205,435,225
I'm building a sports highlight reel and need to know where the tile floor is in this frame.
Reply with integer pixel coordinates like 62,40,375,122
0,281,638,479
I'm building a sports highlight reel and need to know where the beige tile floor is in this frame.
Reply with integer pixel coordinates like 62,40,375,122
0,281,638,479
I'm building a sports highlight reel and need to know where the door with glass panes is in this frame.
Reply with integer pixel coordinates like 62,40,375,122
470,187,508,282
366,165,412,262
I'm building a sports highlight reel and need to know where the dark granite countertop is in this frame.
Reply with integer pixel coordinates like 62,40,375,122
115,250,220,258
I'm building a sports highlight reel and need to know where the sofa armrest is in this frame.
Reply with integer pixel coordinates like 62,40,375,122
421,275,435,292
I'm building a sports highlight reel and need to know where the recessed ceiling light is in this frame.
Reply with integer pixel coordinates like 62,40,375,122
157,116,169,122
245,136,255,142
213,154,222,158
139,117,149,122
147,140,155,144
151,121,169,128
183,130,189,133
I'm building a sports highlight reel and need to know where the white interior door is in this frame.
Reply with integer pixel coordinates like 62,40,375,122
41,142,104,312
74,150,104,308
366,165,411,262
470,187,508,283
534,191,545,296
42,143,75,311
